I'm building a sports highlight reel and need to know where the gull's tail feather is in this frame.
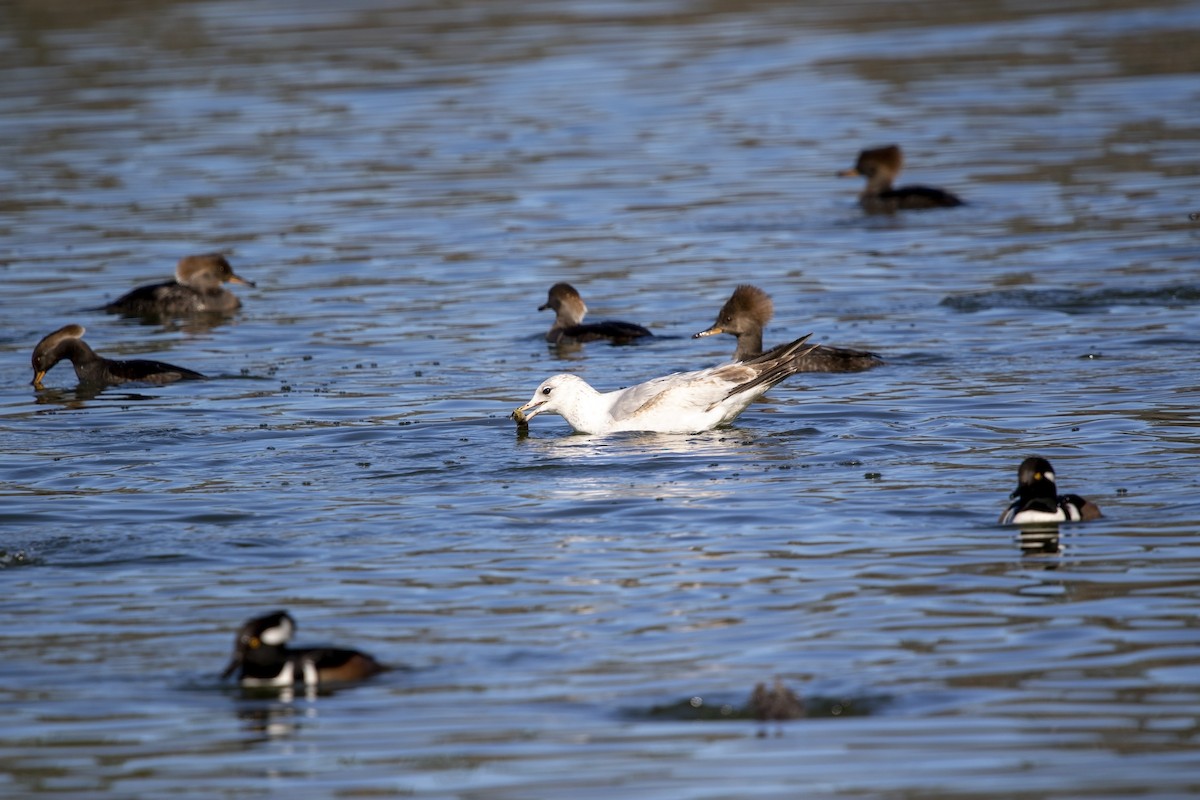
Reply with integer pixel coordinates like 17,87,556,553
726,333,816,398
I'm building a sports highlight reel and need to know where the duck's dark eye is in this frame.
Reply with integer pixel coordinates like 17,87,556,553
542,387,552,395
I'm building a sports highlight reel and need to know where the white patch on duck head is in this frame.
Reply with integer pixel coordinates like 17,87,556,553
259,614,295,646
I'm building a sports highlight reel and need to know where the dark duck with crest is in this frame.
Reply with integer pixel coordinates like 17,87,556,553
1000,456,1102,525
104,253,255,317
838,145,963,213
220,610,387,688
30,324,204,388
693,285,882,372
538,282,652,345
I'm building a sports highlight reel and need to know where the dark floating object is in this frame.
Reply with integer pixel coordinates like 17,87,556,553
220,610,387,688
941,284,1200,313
749,678,805,721
30,324,204,388
694,284,883,372
838,144,963,213
538,282,652,345
1000,456,1102,525
638,685,885,721
104,253,255,318
1019,528,1061,556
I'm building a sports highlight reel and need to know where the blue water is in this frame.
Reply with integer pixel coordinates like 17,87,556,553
2,1,1200,797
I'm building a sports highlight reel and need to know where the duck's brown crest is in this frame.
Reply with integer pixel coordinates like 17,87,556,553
175,252,233,282
724,284,773,325
36,323,86,349
857,144,903,174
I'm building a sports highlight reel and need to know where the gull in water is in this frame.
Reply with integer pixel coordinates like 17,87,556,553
538,282,653,345
694,285,882,372
1000,456,1102,525
512,333,815,435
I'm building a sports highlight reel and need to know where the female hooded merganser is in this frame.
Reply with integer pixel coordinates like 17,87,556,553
749,678,805,721
512,333,815,434
220,611,386,688
538,282,653,345
30,324,205,388
838,145,963,213
1000,456,1102,525
104,253,255,317
693,285,883,372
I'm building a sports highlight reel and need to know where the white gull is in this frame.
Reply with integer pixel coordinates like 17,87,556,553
512,334,815,435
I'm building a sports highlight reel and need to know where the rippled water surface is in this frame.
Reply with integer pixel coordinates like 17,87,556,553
3,0,1200,797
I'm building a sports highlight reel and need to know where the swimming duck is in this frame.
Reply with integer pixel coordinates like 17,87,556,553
220,610,386,688
30,324,204,388
748,678,805,721
1000,456,1102,525
538,282,652,345
838,145,963,213
512,333,815,435
693,285,883,372
104,253,255,317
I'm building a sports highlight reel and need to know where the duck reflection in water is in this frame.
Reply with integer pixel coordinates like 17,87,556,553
1018,527,1062,557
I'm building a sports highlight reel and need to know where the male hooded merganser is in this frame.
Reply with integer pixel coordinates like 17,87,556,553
838,145,963,213
538,282,653,345
220,610,386,688
693,285,883,372
104,253,255,317
512,333,816,434
30,324,205,388
1000,456,1102,525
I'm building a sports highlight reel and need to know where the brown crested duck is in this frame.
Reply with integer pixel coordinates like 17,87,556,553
104,253,255,317
838,145,963,213
694,285,882,372
31,324,204,388
538,282,652,345
749,679,805,721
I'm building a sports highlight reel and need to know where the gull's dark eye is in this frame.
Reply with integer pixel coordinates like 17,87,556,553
542,387,552,395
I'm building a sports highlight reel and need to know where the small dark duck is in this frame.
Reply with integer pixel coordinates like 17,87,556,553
104,253,255,317
538,282,652,345
31,324,204,388
220,610,386,688
1000,456,1102,525
748,678,805,721
694,285,882,372
838,145,963,213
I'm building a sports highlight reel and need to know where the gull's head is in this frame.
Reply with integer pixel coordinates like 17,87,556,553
512,374,589,424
